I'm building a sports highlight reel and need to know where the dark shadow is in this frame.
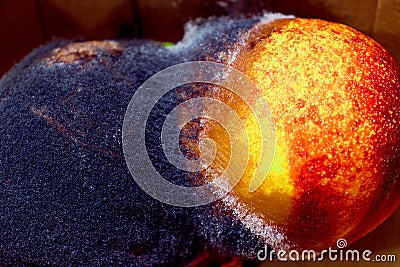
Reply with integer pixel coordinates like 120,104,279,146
349,207,400,253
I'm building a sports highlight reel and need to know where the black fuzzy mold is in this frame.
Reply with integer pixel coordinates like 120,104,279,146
0,15,281,266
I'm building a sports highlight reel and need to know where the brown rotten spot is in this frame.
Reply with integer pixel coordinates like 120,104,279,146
48,40,124,64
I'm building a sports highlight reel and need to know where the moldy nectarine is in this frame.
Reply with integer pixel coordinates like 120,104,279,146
202,18,400,251
1,13,399,266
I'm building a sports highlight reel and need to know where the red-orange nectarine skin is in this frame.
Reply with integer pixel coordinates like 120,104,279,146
208,18,400,250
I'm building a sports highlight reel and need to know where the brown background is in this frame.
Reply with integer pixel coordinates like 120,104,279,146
0,1,399,266
1,0,399,76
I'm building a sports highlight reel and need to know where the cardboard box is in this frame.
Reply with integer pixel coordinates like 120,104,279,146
135,0,400,62
0,0,399,75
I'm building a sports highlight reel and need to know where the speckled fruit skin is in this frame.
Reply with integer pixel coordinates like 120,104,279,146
225,18,400,250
